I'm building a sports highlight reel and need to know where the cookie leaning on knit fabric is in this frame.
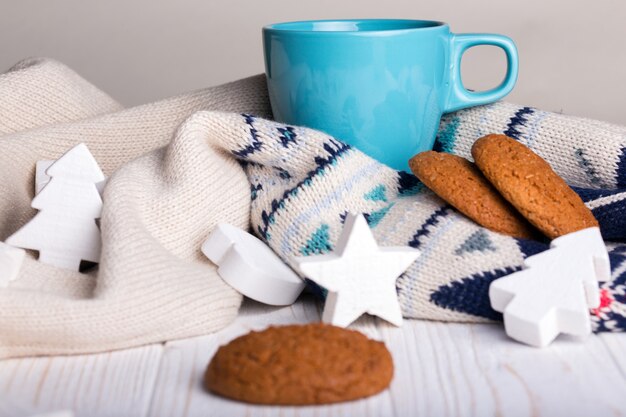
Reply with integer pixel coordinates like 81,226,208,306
204,323,393,405
472,134,598,239
409,151,537,239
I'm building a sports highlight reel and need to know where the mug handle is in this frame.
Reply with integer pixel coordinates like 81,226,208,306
444,33,519,113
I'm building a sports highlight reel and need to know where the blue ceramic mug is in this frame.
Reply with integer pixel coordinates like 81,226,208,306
263,19,518,171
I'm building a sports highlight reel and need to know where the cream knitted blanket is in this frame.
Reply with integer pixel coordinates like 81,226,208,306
0,58,269,358
2,58,625,359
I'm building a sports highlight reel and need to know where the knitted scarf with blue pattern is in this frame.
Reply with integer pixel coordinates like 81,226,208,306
228,103,626,333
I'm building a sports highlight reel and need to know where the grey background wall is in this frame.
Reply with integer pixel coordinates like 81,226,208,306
1,0,624,124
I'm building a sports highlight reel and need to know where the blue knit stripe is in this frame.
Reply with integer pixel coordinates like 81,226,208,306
616,147,626,187
397,171,423,196
274,166,292,180
610,245,626,255
430,267,520,320
591,200,626,240
250,183,262,201
515,238,549,258
571,186,626,203
407,205,453,249
364,203,395,228
434,116,460,153
232,114,263,158
277,126,298,148
257,139,351,241
574,148,606,187
300,224,333,256
364,184,388,202
455,229,496,256
504,107,534,140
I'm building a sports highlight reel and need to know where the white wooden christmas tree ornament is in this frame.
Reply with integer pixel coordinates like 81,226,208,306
294,213,420,328
201,223,306,306
35,160,55,194
37,160,107,195
0,241,26,287
490,227,609,347
7,143,104,271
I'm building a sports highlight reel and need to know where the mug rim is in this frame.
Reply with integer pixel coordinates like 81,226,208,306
263,19,448,34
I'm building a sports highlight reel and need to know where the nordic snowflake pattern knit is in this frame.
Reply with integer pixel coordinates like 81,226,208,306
1,59,625,359
228,106,626,333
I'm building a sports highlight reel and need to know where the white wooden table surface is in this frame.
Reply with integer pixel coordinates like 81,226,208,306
1,295,626,417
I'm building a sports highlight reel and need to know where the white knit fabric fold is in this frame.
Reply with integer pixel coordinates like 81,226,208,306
0,58,271,358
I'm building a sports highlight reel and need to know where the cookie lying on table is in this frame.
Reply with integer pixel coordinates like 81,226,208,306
204,323,393,405
409,134,598,239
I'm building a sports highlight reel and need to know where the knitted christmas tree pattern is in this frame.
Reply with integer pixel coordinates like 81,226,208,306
220,102,626,333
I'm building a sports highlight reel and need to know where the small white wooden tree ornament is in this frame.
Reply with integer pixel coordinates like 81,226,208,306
36,160,106,195
490,227,609,347
35,160,55,194
294,213,420,327
0,241,26,287
201,223,306,306
7,143,104,271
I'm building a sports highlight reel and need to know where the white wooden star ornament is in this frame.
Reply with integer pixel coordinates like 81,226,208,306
490,227,609,347
294,213,420,327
